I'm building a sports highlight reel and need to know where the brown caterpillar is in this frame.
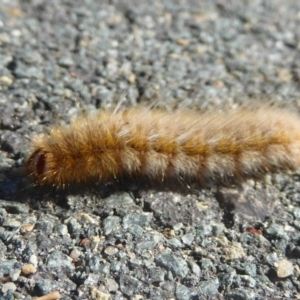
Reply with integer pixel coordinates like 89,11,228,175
26,107,300,188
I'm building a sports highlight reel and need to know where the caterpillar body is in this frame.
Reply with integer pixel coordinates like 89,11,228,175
26,107,300,187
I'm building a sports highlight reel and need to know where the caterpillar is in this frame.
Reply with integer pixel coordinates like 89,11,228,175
25,107,300,188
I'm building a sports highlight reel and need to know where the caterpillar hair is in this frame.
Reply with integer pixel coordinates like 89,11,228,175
25,107,300,188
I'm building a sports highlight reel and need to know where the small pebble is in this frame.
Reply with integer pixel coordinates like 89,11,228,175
199,278,219,296
22,263,37,275
29,255,38,267
58,56,74,67
188,260,201,277
224,243,246,260
277,259,294,278
123,212,153,229
70,249,81,260
148,267,166,283
54,224,68,235
35,291,61,300
47,250,75,271
155,252,189,278
0,76,13,85
84,274,101,286
181,233,194,246
106,278,119,292
175,284,191,300
21,224,35,232
90,286,111,300
102,216,121,235
104,246,118,256
120,275,142,297
9,269,21,281
2,282,17,293
167,238,183,249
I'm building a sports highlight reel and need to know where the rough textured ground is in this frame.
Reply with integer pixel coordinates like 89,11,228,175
1,0,300,299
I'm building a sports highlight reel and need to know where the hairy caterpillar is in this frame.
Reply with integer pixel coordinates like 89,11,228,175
26,107,300,188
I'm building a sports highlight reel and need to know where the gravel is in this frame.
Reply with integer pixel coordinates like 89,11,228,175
1,0,300,299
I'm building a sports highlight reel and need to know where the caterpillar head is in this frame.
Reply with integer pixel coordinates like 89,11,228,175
26,149,49,184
